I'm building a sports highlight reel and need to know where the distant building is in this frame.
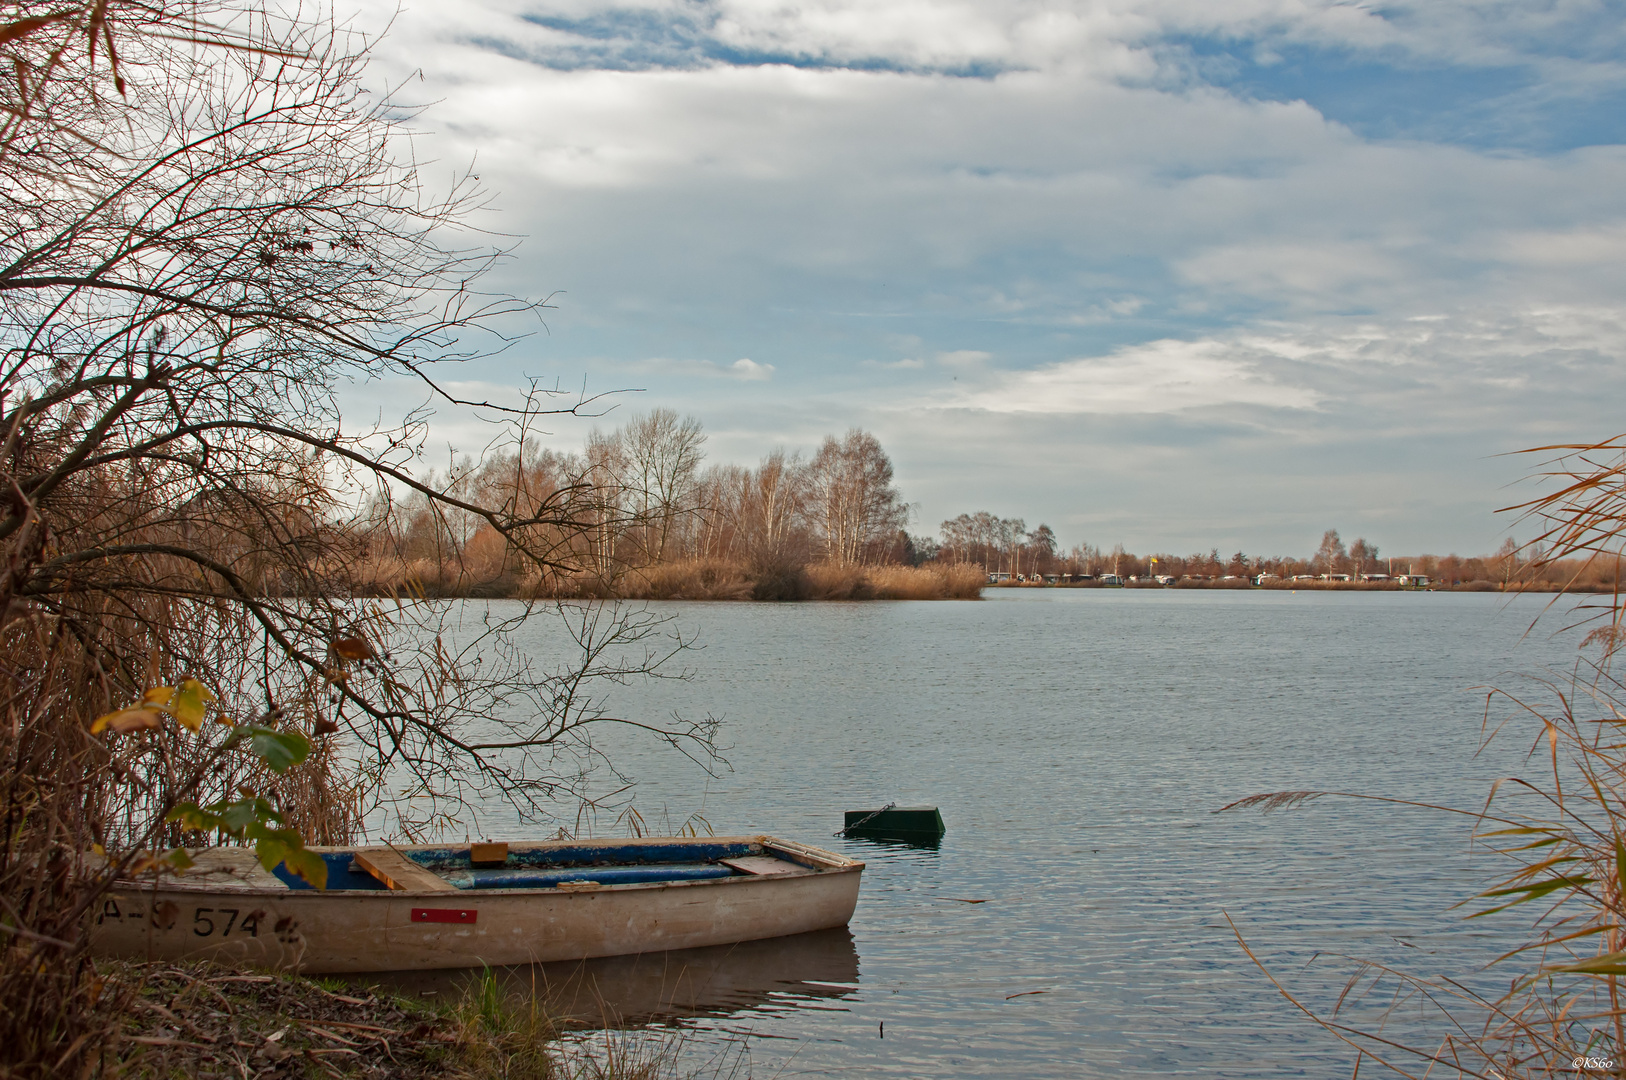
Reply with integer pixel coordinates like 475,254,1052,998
1397,574,1431,588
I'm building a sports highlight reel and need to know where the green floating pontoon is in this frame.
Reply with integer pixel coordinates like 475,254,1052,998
843,806,945,840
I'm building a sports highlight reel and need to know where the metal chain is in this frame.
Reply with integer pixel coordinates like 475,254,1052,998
834,801,897,838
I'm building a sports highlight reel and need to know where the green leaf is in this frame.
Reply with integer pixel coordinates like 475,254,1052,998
166,802,221,832
280,847,329,890
1549,953,1626,975
241,725,311,773
1614,836,1625,900
243,822,301,848
164,848,195,871
1470,875,1593,917
1479,875,1592,900
1503,837,1563,852
254,834,291,873
218,797,281,831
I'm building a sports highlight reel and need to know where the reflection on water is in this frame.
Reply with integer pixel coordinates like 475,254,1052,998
368,927,859,1028
843,833,944,851
439,591,1591,1077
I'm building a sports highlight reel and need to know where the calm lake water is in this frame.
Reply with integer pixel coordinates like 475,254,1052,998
415,590,1599,1078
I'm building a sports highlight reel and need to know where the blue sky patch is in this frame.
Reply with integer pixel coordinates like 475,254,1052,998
514,6,1007,76
1161,34,1626,154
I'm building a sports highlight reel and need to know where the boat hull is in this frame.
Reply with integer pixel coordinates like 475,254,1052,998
88,835,863,973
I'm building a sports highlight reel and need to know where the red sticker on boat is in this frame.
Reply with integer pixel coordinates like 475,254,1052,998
411,908,477,924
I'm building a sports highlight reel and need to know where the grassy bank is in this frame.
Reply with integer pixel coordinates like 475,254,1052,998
65,958,728,1080
987,578,1593,592
353,559,988,602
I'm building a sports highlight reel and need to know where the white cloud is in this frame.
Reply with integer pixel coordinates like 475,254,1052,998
918,303,1626,421
609,356,776,380
361,0,1626,88
330,0,1626,550
1176,241,1410,304
1494,223,1626,267
933,337,1319,414
729,358,775,379
936,349,993,369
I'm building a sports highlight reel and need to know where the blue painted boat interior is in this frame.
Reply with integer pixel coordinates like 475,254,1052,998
410,840,761,870
274,841,790,891
440,863,736,890
273,851,389,891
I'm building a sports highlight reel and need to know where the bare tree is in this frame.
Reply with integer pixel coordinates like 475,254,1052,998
1313,529,1348,574
1027,523,1056,572
746,448,808,563
1348,537,1378,575
807,429,907,565
620,408,706,564
0,0,717,1012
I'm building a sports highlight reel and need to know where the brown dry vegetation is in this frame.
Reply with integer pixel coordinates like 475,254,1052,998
48,957,729,1080
0,3,722,1074
338,416,994,602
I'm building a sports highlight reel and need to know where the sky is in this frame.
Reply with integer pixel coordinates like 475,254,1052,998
349,0,1626,558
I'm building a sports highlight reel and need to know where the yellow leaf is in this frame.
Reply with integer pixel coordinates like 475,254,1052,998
170,678,215,731
127,852,162,875
141,686,175,707
91,843,106,856
332,637,373,661
90,707,164,734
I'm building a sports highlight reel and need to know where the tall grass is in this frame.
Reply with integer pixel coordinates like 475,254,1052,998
624,561,756,601
802,561,985,600
864,563,987,600
351,555,985,602
446,966,752,1080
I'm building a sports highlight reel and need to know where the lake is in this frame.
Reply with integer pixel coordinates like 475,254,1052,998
407,589,1597,1078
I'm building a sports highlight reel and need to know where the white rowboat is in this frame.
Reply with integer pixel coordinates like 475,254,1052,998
88,835,864,973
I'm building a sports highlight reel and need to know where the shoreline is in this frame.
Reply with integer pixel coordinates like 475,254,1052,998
985,580,1591,593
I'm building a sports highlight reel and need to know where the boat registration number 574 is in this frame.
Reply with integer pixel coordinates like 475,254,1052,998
96,898,286,939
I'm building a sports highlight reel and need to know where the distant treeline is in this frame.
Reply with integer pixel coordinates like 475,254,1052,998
948,521,1607,592
365,412,983,600
359,413,1600,600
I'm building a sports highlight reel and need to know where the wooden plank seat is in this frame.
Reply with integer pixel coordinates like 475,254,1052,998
174,847,288,890
352,847,458,892
720,855,810,877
